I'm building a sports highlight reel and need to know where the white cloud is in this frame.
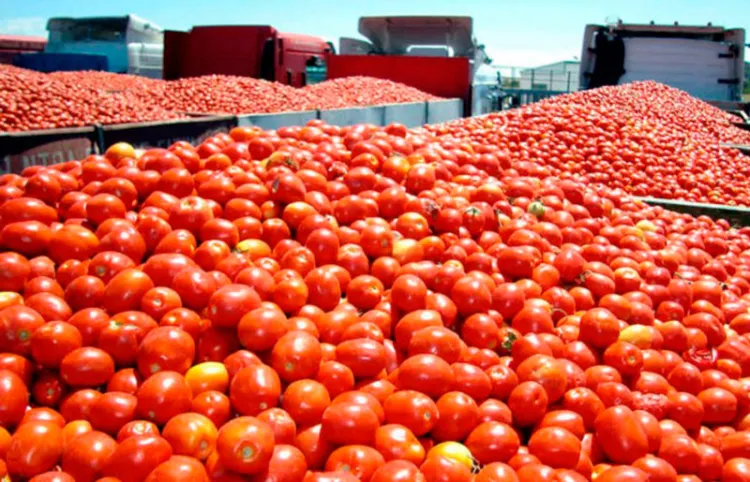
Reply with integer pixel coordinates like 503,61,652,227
0,17,48,38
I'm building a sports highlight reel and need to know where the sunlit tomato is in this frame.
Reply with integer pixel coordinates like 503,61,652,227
215,416,275,475
61,430,117,482
162,412,217,460
136,371,193,425
207,284,262,328
321,401,381,446
6,421,63,478
59,347,115,387
144,455,209,482
102,434,173,482
271,330,322,383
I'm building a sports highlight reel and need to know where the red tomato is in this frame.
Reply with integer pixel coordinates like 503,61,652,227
61,430,117,482
215,416,275,475
102,434,173,482
6,421,63,478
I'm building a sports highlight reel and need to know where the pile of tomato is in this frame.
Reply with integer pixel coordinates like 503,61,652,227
3,84,750,482
428,81,750,206
0,67,444,132
302,77,442,110
0,67,184,132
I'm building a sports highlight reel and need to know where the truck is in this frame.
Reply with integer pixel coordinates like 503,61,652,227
0,35,46,65
14,15,164,78
163,26,332,87
579,21,746,102
332,16,504,117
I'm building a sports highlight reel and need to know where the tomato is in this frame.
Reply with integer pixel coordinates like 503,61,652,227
215,416,275,475
102,268,155,314
475,462,520,482
431,391,479,442
528,427,581,469
507,381,549,427
59,347,115,387
723,458,750,482
391,275,428,312
137,326,195,376
61,430,117,482
282,379,331,427
161,412,217,460
464,421,520,465
595,466,649,482
6,421,63,478
383,390,438,437
397,354,454,398
371,460,426,482
143,455,209,482
102,434,173,482
136,371,193,425
594,406,649,464
89,391,137,435
207,284,262,328
336,338,387,378
0,369,30,427
321,401,380,446
229,364,281,416
271,330,322,382
325,445,385,481
419,455,472,482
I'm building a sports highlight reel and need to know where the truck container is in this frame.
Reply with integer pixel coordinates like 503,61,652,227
333,16,501,117
43,15,164,78
163,26,331,87
580,22,745,102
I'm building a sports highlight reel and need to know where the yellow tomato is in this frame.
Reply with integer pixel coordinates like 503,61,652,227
105,142,136,162
0,292,23,310
427,442,475,471
234,239,271,260
636,220,658,232
618,325,654,349
391,239,423,265
162,412,218,460
185,362,229,395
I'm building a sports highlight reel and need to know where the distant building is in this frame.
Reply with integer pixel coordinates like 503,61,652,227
520,60,580,92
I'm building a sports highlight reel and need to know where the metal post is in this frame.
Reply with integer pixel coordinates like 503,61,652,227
567,71,572,92
531,70,535,90
549,70,553,91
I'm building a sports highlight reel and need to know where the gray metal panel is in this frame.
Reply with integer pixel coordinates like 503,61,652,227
383,102,427,128
637,197,750,227
0,126,98,174
319,106,386,126
426,99,463,124
98,115,237,150
237,111,318,130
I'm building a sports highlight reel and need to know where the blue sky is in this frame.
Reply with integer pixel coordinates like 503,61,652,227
1,0,748,67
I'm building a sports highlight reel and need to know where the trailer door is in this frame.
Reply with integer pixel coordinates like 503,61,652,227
618,37,738,101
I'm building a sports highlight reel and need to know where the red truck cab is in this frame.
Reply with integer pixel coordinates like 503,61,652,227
163,25,331,86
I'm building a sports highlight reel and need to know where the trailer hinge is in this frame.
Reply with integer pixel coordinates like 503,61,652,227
718,78,741,85
718,53,735,58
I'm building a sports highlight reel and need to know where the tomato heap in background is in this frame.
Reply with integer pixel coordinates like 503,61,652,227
0,66,441,132
427,81,750,206
2,83,750,482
